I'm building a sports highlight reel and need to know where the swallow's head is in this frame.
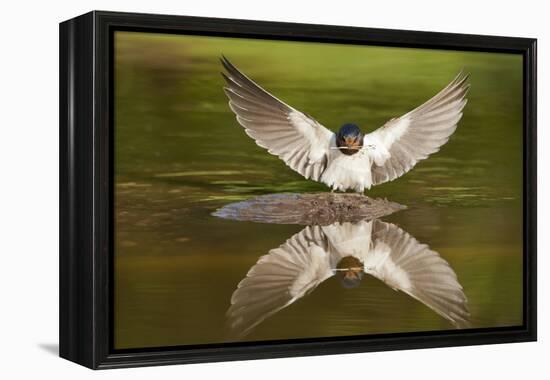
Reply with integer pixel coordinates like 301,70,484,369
336,124,363,155
335,256,364,288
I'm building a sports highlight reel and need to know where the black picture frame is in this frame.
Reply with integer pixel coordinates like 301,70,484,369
59,10,537,369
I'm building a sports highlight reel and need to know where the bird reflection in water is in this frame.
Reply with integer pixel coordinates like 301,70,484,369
226,219,469,338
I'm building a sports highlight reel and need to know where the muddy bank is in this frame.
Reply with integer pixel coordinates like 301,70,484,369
212,193,406,225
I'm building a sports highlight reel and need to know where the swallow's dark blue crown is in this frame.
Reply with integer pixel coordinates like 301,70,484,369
338,123,362,138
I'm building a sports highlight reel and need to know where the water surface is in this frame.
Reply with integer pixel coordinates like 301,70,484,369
114,32,523,349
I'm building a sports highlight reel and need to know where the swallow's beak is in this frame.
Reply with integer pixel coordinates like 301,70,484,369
344,136,355,146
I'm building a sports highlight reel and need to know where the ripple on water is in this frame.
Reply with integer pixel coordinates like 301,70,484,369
154,170,263,178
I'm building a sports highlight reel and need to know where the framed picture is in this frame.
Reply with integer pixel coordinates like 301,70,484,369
59,11,537,369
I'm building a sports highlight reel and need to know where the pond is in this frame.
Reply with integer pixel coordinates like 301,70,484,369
113,32,523,349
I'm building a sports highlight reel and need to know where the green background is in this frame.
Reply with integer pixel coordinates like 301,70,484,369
114,32,523,349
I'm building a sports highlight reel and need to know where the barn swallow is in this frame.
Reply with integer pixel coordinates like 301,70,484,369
221,56,469,192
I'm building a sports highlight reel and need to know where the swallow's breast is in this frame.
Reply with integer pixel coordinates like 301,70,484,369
321,149,373,191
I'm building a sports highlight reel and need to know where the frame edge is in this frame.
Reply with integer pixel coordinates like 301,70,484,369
59,11,97,369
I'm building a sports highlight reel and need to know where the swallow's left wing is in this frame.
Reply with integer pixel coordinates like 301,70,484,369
364,72,469,185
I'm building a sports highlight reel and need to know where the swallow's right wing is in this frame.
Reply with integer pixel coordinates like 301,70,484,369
221,56,334,181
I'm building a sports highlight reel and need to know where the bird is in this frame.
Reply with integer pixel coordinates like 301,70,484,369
226,219,470,338
220,56,470,192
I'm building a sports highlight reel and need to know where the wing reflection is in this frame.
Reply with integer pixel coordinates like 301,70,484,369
226,219,469,338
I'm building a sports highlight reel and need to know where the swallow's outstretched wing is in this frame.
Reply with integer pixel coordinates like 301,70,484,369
226,225,333,338
221,56,334,181
364,72,470,185
364,220,470,328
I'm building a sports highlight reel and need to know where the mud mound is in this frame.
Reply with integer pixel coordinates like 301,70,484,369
212,193,406,225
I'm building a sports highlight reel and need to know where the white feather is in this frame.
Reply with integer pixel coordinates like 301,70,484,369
363,118,410,166
288,111,331,163
322,220,375,265
320,137,373,192
289,244,331,297
363,241,412,291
